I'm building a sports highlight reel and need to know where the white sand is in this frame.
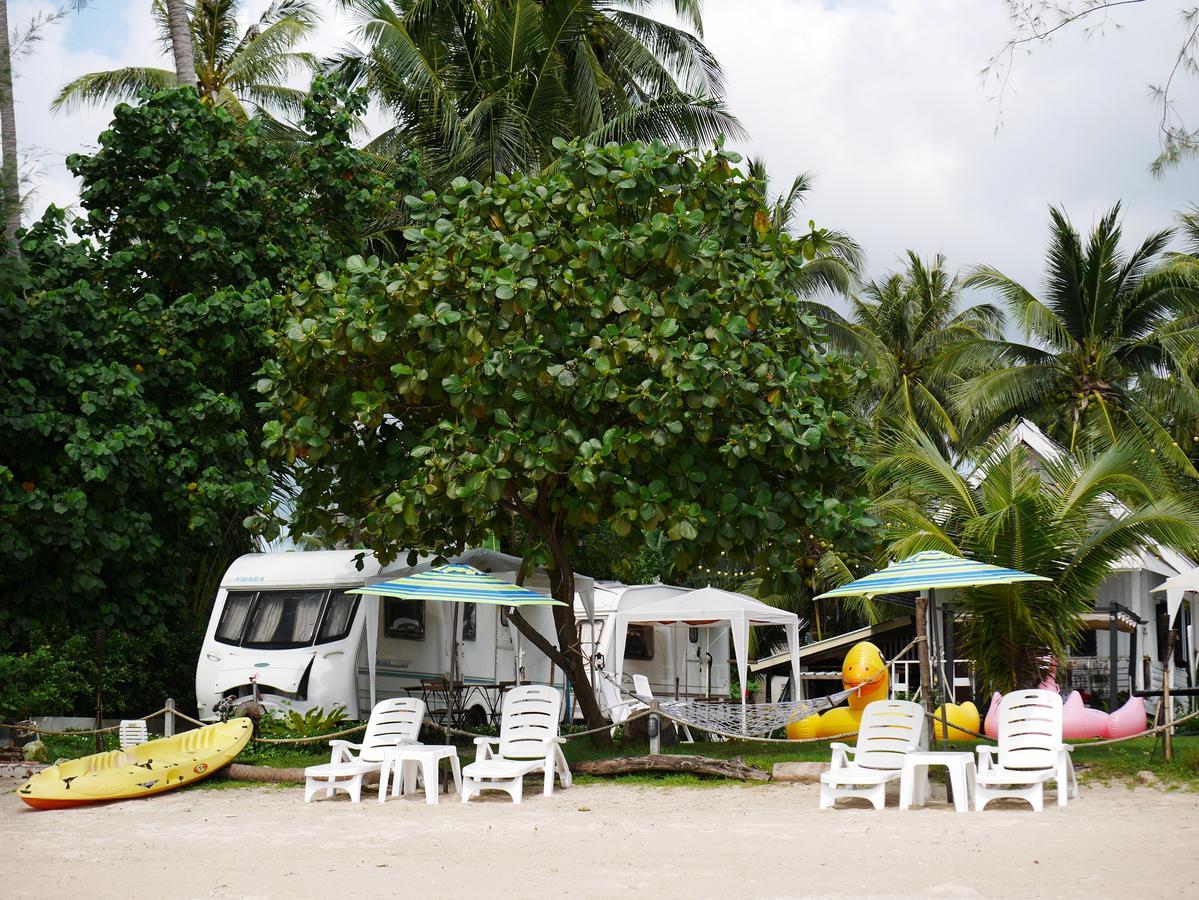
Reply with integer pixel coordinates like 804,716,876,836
2,776,1197,899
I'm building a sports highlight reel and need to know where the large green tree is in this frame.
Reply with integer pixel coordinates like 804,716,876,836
866,426,1199,693
800,251,1004,451
332,0,741,182
53,1,318,125
258,139,876,735
0,83,412,646
959,205,1199,474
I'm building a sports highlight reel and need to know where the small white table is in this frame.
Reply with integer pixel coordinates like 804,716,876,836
379,745,462,805
899,751,977,813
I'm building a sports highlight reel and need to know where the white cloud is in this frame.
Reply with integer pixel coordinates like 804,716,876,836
15,0,1199,300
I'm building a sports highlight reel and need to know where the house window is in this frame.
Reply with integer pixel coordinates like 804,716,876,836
624,625,655,660
462,603,477,642
1072,629,1097,657
385,597,426,640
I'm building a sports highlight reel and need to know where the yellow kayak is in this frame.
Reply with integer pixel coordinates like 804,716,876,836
17,718,252,809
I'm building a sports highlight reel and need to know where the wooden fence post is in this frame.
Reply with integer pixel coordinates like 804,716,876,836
164,698,176,737
649,701,661,756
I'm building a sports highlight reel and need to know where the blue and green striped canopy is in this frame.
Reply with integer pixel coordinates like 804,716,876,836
813,550,1050,600
347,564,565,606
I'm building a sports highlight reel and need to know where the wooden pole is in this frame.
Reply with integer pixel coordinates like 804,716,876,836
164,698,176,737
914,593,933,720
1163,629,1176,762
93,629,106,753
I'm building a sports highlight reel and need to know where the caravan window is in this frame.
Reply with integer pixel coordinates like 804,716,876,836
243,590,325,648
215,592,255,645
384,597,425,640
462,603,477,641
624,625,655,660
317,591,359,644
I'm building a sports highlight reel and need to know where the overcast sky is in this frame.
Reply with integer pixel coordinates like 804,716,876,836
10,0,1198,300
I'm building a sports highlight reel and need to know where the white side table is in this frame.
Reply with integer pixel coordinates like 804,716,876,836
899,751,977,813
379,745,462,805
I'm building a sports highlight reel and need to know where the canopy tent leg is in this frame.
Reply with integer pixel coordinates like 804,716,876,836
365,594,379,715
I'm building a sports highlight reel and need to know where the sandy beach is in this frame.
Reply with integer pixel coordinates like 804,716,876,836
2,776,1197,899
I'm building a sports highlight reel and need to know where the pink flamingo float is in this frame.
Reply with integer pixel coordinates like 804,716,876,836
983,671,1148,740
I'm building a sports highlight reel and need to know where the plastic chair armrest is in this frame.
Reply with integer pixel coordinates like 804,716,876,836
828,742,853,770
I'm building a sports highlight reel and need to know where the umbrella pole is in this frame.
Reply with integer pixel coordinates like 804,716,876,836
450,603,460,727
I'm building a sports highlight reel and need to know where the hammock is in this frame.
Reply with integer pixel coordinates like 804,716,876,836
655,685,859,738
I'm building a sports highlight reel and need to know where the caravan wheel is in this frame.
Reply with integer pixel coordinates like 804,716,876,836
464,705,488,728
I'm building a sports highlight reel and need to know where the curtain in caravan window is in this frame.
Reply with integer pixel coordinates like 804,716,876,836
244,591,326,647
215,592,255,645
317,591,360,643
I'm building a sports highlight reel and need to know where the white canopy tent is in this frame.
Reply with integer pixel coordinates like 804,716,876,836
609,586,802,713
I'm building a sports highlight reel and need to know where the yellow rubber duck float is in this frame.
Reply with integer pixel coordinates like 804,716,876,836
787,641,889,740
931,701,981,740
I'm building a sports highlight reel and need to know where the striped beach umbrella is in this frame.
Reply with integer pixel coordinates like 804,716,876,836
813,550,1050,600
814,550,1050,752
347,563,566,606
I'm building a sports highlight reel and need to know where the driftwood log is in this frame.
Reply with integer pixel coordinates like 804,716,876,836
574,754,770,782
227,763,317,783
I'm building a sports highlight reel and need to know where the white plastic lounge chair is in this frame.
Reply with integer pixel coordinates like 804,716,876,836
819,699,926,810
304,697,425,803
119,720,148,750
975,689,1076,812
460,685,571,804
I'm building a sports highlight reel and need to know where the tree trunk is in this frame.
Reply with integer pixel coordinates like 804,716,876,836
164,0,197,91
0,0,21,257
915,594,933,719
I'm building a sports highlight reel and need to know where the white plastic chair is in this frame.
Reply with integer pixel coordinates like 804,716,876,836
975,689,1076,812
819,699,926,810
460,685,572,804
119,720,148,750
303,697,425,803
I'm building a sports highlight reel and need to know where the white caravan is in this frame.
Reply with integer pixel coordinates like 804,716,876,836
195,549,590,723
578,582,731,713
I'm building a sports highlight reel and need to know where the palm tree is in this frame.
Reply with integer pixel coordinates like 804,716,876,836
332,0,742,182
53,1,318,124
164,0,197,90
746,157,863,298
865,426,1199,693
0,0,19,256
799,252,1004,450
959,205,1199,474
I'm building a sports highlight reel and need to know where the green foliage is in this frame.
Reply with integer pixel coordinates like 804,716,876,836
867,426,1199,693
573,524,669,584
332,0,741,183
800,251,1005,451
258,705,348,739
0,625,203,721
0,84,413,646
960,204,1199,474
